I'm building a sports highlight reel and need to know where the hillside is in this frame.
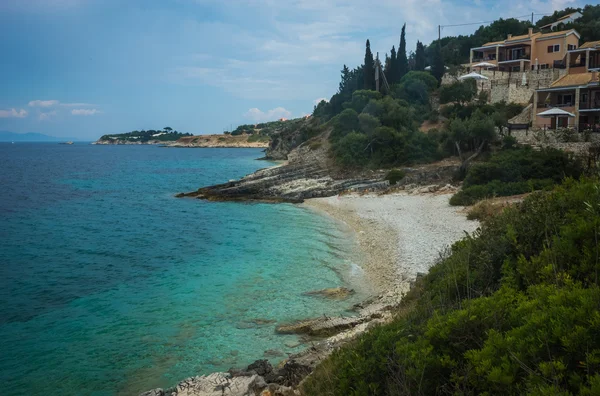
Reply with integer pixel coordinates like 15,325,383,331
95,128,191,144
167,134,269,148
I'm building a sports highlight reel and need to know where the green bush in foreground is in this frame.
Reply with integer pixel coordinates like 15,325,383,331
303,179,600,396
449,147,583,206
385,169,406,185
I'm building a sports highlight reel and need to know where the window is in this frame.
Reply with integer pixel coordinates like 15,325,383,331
558,94,572,105
568,44,577,51
541,64,549,69
548,44,560,53
511,66,521,72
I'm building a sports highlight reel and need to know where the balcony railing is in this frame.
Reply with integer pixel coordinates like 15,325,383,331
537,103,574,108
580,102,600,110
501,54,531,62
554,60,567,69
472,55,497,62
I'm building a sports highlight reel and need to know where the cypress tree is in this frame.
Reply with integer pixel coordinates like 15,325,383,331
415,41,426,71
431,43,445,85
389,45,397,84
339,64,350,93
363,39,375,90
397,24,408,80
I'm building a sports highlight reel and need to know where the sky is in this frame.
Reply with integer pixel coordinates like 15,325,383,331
0,0,590,139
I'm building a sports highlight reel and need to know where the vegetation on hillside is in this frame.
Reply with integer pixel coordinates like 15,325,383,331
303,178,600,395
450,147,583,205
99,127,191,142
536,5,600,43
430,4,600,66
314,62,521,170
226,118,302,137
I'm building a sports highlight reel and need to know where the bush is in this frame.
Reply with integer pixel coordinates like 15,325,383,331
385,169,406,185
449,147,583,206
463,147,582,188
332,132,369,167
303,179,600,396
501,135,518,149
308,141,322,151
450,179,555,205
439,80,477,105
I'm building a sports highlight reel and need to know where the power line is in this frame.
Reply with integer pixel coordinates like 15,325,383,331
437,12,555,40
440,13,553,29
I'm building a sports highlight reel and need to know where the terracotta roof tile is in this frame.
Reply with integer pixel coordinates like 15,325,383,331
481,40,505,47
580,41,600,49
505,33,538,42
537,29,578,40
550,73,594,88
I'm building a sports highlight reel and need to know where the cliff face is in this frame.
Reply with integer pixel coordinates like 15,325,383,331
263,117,320,160
177,131,392,203
167,135,268,148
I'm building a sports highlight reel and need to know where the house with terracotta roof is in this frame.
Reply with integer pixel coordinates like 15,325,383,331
566,41,600,74
540,11,583,32
469,28,580,72
533,71,600,131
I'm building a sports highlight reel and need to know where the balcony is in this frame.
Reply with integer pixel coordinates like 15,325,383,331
499,54,531,63
580,102,600,110
537,102,575,108
554,60,567,69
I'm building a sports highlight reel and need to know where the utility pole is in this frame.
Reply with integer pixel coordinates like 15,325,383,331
438,25,441,41
531,12,534,25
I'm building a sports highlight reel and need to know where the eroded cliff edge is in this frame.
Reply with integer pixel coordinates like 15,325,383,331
177,126,460,203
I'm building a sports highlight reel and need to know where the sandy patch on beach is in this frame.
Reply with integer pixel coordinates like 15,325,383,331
303,192,479,297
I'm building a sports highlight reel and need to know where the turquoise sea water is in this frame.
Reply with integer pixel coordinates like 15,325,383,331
0,143,367,395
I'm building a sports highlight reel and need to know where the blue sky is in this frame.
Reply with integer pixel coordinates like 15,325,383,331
0,0,588,139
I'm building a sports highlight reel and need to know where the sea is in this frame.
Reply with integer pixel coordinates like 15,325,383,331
0,143,367,395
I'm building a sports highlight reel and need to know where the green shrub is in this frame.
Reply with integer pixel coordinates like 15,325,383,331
247,133,269,143
385,169,406,185
303,179,600,396
449,179,554,205
332,132,369,167
501,135,518,149
449,147,583,206
308,141,322,151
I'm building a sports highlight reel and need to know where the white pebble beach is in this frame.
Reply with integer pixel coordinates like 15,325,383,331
303,192,480,297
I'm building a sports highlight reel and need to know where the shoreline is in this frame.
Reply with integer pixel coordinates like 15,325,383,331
302,191,480,305
142,189,479,395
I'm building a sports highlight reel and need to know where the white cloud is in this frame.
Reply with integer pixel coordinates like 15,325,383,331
71,108,100,116
172,0,589,103
313,97,328,105
28,100,59,107
39,111,57,120
29,99,95,108
0,108,28,118
244,107,292,122
60,102,95,107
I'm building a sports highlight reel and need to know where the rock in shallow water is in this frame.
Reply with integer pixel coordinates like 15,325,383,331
302,287,354,300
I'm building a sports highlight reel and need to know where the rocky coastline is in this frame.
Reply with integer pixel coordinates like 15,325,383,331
92,134,269,148
144,185,478,396
92,139,167,145
143,129,478,395
164,135,269,148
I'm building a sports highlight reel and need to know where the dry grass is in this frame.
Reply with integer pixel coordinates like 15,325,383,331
465,193,529,221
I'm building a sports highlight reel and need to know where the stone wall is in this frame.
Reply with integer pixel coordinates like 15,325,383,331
441,68,568,105
510,128,600,156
